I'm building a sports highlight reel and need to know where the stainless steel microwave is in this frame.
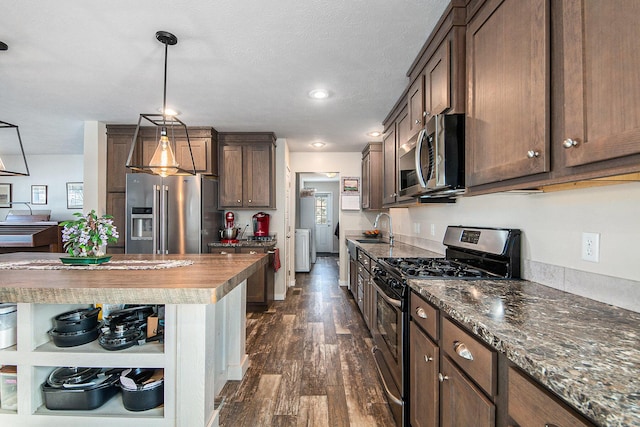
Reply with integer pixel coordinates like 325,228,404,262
398,113,465,198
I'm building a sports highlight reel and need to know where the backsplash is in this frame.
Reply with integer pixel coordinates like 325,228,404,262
392,232,639,313
389,182,640,313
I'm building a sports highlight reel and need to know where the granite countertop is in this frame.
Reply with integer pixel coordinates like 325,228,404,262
0,252,268,305
208,239,277,248
348,236,639,426
409,279,640,427
345,236,442,259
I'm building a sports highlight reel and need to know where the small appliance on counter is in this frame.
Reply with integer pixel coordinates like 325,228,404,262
0,303,17,349
252,212,270,237
220,211,241,243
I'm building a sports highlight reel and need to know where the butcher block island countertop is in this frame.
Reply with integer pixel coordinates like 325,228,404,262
0,252,269,304
0,252,268,427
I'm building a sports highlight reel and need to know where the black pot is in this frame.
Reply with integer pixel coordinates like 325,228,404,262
47,367,102,387
53,307,101,333
48,323,102,347
42,372,120,410
120,368,164,411
106,306,154,327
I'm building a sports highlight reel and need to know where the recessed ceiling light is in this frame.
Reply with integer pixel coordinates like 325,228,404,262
367,131,382,137
311,141,326,148
308,89,330,100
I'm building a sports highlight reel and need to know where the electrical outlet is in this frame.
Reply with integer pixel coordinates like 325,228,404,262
430,224,436,236
581,232,600,262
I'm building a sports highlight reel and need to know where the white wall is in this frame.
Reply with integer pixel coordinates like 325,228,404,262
0,154,84,221
83,121,107,215
290,151,375,285
391,182,640,311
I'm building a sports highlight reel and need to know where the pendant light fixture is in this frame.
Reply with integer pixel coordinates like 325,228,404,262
0,42,30,177
126,31,196,177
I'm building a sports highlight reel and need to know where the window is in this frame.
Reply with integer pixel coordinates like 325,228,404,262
315,194,329,225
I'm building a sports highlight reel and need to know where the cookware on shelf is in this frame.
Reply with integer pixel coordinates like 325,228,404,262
48,322,102,347
98,324,163,351
105,305,154,328
53,307,101,333
120,368,165,411
42,367,121,410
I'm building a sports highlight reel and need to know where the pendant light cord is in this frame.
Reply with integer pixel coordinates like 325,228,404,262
162,41,168,126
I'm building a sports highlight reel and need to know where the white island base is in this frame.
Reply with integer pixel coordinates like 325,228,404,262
0,281,248,427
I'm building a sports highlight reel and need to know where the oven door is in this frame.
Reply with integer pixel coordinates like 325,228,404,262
371,276,404,426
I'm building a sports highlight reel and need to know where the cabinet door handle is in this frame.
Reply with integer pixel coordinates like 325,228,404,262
438,373,449,382
237,199,241,203
527,150,540,158
562,138,579,148
545,424,559,427
248,199,252,203
415,307,428,319
249,250,257,255
220,251,228,255
424,355,433,363
453,341,474,361
415,119,421,125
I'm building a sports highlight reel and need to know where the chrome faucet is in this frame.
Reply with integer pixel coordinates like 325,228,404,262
374,212,394,246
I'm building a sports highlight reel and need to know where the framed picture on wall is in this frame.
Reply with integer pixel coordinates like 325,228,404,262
340,176,360,211
66,182,83,209
0,183,11,208
31,185,48,205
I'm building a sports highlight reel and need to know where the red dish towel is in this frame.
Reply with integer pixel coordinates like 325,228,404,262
273,248,281,272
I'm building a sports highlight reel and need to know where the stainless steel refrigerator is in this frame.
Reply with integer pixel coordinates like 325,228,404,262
125,173,223,254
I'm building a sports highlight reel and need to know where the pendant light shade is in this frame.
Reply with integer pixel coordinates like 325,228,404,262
126,31,196,176
149,127,178,177
0,121,30,177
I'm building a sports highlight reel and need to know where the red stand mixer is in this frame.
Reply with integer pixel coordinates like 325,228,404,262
220,212,240,243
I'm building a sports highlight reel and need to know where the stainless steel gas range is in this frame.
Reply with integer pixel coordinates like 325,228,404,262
370,226,521,427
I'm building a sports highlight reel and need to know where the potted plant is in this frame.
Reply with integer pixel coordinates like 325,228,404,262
60,210,119,262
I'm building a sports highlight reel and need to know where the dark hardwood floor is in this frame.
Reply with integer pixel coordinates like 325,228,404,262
218,255,396,426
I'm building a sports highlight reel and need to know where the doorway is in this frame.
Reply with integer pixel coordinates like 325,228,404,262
314,192,333,253
296,173,340,263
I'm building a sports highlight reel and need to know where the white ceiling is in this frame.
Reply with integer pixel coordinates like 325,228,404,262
0,0,448,155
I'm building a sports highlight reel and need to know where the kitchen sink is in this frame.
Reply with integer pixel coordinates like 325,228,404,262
355,239,387,244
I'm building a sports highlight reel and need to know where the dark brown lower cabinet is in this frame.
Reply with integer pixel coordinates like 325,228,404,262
349,256,358,299
238,247,274,312
410,320,439,427
508,367,592,427
439,356,495,427
209,245,275,312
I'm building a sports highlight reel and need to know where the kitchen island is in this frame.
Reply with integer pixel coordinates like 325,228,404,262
0,252,269,427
